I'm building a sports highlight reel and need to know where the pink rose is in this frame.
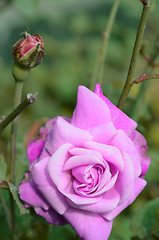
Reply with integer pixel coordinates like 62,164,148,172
19,84,150,240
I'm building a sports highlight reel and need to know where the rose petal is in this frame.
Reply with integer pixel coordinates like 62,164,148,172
34,207,67,225
94,84,137,136
18,181,49,210
71,85,111,129
84,141,124,172
110,129,141,177
32,157,69,214
27,139,45,163
64,207,113,240
90,171,118,197
103,177,147,220
67,188,120,213
88,122,117,144
130,130,151,176
60,181,102,205
64,152,105,171
45,117,93,156
69,147,103,157
47,143,73,190
115,152,135,203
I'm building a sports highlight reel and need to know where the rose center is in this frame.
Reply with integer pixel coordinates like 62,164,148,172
72,164,105,196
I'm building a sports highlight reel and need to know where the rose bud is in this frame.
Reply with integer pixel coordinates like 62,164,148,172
12,32,45,68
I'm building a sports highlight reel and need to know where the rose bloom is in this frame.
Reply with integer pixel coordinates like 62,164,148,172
19,84,150,240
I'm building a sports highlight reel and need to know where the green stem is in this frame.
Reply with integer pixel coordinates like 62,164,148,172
0,93,38,135
90,0,120,91
9,80,23,240
9,81,23,182
117,1,152,110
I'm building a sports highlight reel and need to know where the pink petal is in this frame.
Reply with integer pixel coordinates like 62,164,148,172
64,151,105,171
47,143,73,190
110,129,141,178
115,152,135,203
45,117,93,156
34,207,67,225
60,181,102,205
67,188,120,214
69,147,103,157
90,171,118,197
84,141,124,172
88,122,117,144
71,86,111,129
32,157,69,214
64,207,113,240
130,130,151,176
27,139,45,163
94,84,137,136
18,181,49,210
103,177,147,220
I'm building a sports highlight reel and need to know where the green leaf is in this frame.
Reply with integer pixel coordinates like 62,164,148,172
0,155,7,182
8,182,29,215
131,198,159,239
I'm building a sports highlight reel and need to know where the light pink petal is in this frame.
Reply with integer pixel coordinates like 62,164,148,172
67,188,120,213
27,139,45,163
38,146,50,161
84,141,124,172
90,171,118,197
45,117,93,156
69,147,103,157
60,182,102,205
32,157,69,214
88,122,117,144
94,84,137,136
64,207,113,240
27,118,58,163
115,152,135,203
103,178,147,220
18,181,49,210
47,143,73,190
34,207,67,225
130,130,151,176
71,85,111,129
110,129,141,177
64,152,105,171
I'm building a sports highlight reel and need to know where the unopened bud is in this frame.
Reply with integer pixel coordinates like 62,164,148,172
13,32,45,68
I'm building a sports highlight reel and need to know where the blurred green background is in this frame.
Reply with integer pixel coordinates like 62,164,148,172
0,0,159,239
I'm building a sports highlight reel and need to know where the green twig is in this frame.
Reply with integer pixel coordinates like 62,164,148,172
90,0,120,91
9,80,23,240
0,93,38,135
117,1,152,110
9,81,23,183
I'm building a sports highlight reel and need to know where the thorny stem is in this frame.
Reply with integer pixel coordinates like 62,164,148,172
117,1,152,110
90,0,120,91
0,93,38,135
132,73,159,84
